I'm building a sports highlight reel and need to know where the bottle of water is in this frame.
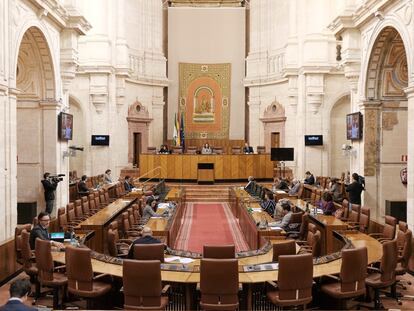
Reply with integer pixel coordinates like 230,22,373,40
70,230,77,247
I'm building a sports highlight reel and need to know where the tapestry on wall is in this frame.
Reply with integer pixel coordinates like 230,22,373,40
178,63,231,139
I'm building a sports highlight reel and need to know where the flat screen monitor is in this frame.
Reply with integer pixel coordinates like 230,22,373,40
58,112,73,141
271,148,294,161
91,135,110,146
305,135,323,146
346,112,363,140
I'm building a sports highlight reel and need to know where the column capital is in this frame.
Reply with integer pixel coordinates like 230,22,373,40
404,86,414,97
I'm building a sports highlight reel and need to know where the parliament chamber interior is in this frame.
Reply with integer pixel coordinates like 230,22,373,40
2,0,414,310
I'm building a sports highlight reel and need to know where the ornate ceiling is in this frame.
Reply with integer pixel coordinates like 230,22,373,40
169,0,244,7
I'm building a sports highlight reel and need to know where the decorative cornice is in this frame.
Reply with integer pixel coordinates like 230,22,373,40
259,116,287,123
126,116,153,124
125,77,169,88
169,0,244,7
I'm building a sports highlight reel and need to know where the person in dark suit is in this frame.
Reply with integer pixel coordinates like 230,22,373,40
243,142,254,154
41,172,59,214
128,227,162,258
159,144,170,154
304,171,315,185
124,175,134,192
346,173,364,205
29,212,64,250
0,279,37,311
77,175,90,197
244,176,255,193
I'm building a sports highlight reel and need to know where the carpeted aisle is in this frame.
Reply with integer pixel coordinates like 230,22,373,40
174,202,249,253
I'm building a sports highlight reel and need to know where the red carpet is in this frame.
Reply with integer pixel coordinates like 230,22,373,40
174,202,249,253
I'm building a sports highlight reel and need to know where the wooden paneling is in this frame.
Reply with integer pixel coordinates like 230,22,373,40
166,139,245,154
0,239,19,284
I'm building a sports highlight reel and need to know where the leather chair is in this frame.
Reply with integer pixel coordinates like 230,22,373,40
213,147,223,154
57,207,77,231
267,253,313,308
298,223,321,257
365,240,398,309
122,212,141,239
358,206,370,233
203,245,235,259
272,240,296,262
35,239,68,309
133,244,165,263
257,146,266,154
15,224,32,264
286,213,309,240
186,146,198,154
321,247,367,309
104,188,117,204
369,215,397,242
346,203,361,224
200,258,239,310
21,230,40,298
147,146,157,154
171,146,183,154
231,147,241,154
123,259,170,310
395,224,412,299
66,246,111,309
107,228,132,257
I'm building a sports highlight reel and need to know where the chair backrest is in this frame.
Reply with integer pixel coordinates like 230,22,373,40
186,146,197,154
349,204,361,223
231,147,241,154
35,238,54,282
203,245,235,259
306,224,321,257
171,146,183,154
399,228,412,270
257,146,266,154
21,230,35,271
122,212,131,232
277,253,313,301
15,224,32,255
290,212,303,224
107,229,118,257
66,246,94,291
297,184,304,199
133,244,165,263
359,207,370,232
340,247,367,293
200,258,239,309
146,146,157,154
57,207,68,230
213,147,223,154
123,259,162,309
383,216,397,240
298,213,309,240
341,199,349,219
380,240,398,283
272,240,296,262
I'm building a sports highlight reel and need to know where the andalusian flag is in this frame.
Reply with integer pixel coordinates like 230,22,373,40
173,113,178,146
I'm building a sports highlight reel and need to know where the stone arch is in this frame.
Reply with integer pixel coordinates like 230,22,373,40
127,100,153,166
260,101,287,152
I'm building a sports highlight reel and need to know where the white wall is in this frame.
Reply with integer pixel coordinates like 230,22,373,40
167,7,246,139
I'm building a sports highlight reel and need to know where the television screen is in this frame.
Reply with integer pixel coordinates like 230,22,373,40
346,112,363,140
91,135,110,146
305,135,323,146
58,112,73,140
271,148,294,161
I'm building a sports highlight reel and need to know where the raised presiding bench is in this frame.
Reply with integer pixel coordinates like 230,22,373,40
139,154,274,181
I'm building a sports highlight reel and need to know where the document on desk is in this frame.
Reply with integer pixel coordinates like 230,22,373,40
251,208,262,212
164,256,194,264
165,256,180,263
269,226,282,230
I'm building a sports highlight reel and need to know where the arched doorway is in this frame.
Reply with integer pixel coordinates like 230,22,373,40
16,26,57,215
364,26,408,220
330,95,350,177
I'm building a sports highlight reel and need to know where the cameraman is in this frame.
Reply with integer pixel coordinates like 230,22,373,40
41,172,59,214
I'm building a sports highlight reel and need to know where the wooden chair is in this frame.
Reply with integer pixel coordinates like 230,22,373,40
257,146,266,154
147,146,157,154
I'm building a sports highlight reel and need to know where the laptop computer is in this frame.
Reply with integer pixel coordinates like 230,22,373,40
50,232,65,242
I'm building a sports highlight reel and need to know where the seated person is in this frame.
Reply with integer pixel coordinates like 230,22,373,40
104,169,112,184
326,177,343,203
142,198,168,223
274,177,290,191
124,175,134,192
304,171,315,185
29,212,64,250
0,279,37,311
288,179,301,195
159,144,170,154
261,191,276,216
271,202,292,230
201,143,212,154
77,175,90,196
243,142,254,154
319,192,335,215
244,176,255,192
127,227,163,258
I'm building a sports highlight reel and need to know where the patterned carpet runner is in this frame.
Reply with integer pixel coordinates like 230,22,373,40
174,202,249,253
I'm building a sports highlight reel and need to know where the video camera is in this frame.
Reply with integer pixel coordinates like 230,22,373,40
49,174,65,183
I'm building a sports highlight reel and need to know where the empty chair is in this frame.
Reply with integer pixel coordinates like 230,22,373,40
256,146,266,154
231,146,241,154
369,215,397,242
133,244,165,263
212,147,223,154
365,240,398,309
147,146,157,154
344,203,361,226
298,223,321,257
286,213,309,240
171,146,183,154
395,224,412,299
66,246,111,309
107,228,132,257
57,207,77,231
203,245,235,259
267,253,313,308
123,260,170,310
358,206,370,233
15,224,32,264
272,240,296,262
321,247,367,309
200,258,239,310
122,212,141,239
21,230,40,298
35,239,68,309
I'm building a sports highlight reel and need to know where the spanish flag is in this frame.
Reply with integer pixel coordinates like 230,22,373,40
175,113,181,146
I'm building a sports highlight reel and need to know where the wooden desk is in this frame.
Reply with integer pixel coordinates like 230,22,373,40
78,198,135,253
139,154,274,180
292,199,348,255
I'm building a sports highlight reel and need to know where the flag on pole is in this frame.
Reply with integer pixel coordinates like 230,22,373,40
176,113,181,147
173,113,178,146
180,112,185,150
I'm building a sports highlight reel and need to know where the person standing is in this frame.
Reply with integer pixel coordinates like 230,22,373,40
0,279,37,311
41,172,58,214
346,173,364,205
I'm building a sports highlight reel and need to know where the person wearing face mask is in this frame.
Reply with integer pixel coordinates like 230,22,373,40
104,169,113,184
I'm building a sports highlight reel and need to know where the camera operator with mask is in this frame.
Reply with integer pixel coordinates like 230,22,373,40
41,172,62,214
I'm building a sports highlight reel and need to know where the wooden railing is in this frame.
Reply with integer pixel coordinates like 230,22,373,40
134,166,164,190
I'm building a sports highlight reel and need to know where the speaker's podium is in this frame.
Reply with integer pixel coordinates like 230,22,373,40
198,163,214,184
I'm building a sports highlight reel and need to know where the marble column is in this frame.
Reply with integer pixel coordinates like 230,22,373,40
248,99,261,148
405,86,414,230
